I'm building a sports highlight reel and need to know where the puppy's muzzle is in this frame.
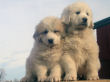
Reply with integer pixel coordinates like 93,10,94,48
82,17,87,23
81,17,88,26
48,39,54,44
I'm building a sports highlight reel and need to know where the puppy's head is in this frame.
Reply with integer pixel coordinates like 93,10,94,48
33,16,64,47
61,2,94,31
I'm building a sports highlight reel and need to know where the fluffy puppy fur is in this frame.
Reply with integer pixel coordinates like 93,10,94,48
21,16,64,82
60,2,101,81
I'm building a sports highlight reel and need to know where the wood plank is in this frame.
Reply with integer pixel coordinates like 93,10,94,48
5,79,110,82
62,79,110,82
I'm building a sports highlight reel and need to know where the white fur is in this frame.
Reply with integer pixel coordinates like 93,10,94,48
60,2,100,81
21,16,64,82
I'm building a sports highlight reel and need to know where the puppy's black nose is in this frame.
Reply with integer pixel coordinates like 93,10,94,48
82,17,87,23
48,39,53,44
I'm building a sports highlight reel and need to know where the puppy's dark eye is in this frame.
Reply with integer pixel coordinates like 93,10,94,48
43,30,48,34
87,12,89,16
76,11,80,15
54,30,59,33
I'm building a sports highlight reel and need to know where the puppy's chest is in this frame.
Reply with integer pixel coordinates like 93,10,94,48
38,48,61,63
63,36,92,50
83,39,95,51
63,37,82,50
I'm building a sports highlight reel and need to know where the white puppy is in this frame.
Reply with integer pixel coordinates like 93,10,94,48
60,2,100,81
21,16,64,82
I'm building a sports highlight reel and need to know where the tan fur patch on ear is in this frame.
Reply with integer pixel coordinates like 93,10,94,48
61,8,71,25
61,15,70,25
33,23,42,40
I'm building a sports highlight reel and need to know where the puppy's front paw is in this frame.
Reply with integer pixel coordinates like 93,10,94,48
64,74,77,81
86,75,99,80
38,76,47,82
47,75,61,82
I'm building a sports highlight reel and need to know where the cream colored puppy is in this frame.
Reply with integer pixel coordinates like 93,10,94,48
60,2,100,81
21,16,64,82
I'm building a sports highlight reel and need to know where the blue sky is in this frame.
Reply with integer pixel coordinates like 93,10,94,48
0,0,110,80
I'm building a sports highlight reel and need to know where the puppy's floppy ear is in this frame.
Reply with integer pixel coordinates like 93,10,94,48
33,31,39,40
33,24,40,40
61,9,71,25
89,20,94,29
33,30,43,42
